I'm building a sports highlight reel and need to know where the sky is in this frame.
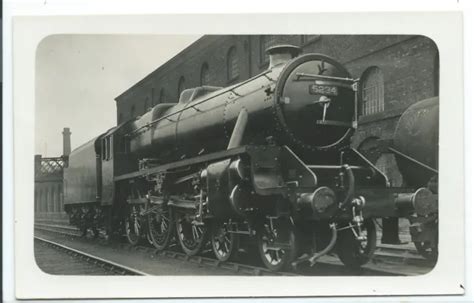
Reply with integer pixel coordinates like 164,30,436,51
35,34,201,157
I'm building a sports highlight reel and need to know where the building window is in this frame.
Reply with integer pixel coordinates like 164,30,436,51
300,35,320,45
201,63,210,86
178,76,186,98
360,67,384,116
227,46,239,81
159,88,166,103
130,105,136,118
102,136,112,161
102,138,106,160
118,113,123,124
259,35,276,65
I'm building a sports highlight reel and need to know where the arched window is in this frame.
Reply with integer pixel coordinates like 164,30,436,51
159,88,166,103
201,63,210,86
178,76,186,98
130,105,136,118
360,67,384,116
259,35,275,65
227,46,239,81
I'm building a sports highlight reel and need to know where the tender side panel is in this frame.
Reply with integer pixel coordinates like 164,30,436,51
64,137,100,206
99,133,115,206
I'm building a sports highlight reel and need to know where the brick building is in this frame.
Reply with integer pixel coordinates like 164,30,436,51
34,128,71,222
115,35,439,187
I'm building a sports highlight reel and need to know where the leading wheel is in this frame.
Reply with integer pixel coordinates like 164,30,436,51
211,221,239,262
124,205,142,246
175,212,208,256
257,218,299,272
336,219,376,269
148,205,175,251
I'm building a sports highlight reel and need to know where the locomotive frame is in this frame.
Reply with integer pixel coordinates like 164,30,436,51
62,45,438,272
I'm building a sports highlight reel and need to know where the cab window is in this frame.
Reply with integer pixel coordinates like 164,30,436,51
102,136,113,161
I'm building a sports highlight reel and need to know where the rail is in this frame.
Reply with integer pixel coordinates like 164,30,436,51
35,222,435,276
34,225,296,276
34,236,150,276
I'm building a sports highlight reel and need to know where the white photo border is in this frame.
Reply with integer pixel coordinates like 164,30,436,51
12,12,464,299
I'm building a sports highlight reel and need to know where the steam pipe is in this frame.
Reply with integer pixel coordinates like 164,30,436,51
227,109,248,149
339,164,355,209
291,223,338,269
308,223,338,266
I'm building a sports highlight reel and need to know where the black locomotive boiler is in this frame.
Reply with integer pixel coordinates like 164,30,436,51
63,45,438,271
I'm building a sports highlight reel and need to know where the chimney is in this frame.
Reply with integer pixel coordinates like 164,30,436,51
62,127,71,157
266,44,302,69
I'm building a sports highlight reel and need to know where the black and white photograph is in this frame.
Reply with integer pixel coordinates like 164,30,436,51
8,11,466,300
33,34,440,277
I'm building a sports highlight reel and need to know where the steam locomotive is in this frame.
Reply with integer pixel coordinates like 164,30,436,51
63,45,438,271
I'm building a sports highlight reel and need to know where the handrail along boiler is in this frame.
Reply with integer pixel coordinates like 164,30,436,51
63,45,438,271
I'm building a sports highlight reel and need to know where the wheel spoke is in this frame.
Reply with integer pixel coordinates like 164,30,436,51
192,225,198,240
257,218,298,271
223,241,229,252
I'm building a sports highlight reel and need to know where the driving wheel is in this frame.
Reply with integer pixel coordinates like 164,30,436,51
124,205,142,246
211,221,239,262
175,212,208,256
148,205,175,251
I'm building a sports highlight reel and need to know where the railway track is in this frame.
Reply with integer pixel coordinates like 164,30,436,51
34,224,297,276
34,222,435,276
34,236,149,275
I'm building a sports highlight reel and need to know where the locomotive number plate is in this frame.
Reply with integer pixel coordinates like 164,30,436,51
309,84,339,96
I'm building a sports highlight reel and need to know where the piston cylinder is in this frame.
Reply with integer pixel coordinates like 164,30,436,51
297,186,336,216
395,187,437,216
